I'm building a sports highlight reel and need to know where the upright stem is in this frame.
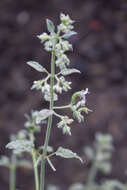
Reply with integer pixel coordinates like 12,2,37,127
9,156,16,190
30,133,39,190
32,151,39,190
40,49,55,190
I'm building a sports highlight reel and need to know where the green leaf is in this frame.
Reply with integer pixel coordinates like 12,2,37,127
62,31,77,39
35,109,54,124
6,140,34,154
56,147,83,163
61,68,81,76
46,19,55,33
27,61,46,72
47,157,56,171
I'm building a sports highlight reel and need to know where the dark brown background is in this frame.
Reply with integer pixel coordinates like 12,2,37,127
0,0,127,189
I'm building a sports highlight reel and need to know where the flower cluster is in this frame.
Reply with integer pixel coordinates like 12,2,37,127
70,88,91,122
37,13,75,71
28,14,79,103
57,13,74,33
57,116,73,136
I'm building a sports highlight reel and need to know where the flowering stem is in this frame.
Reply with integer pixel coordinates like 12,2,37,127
32,151,39,190
40,48,55,190
30,133,39,190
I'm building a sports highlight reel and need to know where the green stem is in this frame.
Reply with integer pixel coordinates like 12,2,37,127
53,104,71,110
9,156,16,190
47,152,56,159
40,49,55,190
32,151,39,190
54,112,63,119
30,133,39,190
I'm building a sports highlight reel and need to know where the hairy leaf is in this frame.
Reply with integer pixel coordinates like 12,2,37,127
56,147,83,163
61,68,80,76
46,19,55,33
35,109,54,124
6,140,34,154
62,31,77,39
27,61,46,72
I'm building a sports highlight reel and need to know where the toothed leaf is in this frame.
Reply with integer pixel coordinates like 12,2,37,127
56,147,83,163
6,140,34,154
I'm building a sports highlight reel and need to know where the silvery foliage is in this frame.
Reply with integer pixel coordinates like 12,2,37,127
6,139,34,154
6,129,33,155
0,131,32,169
69,133,127,190
85,133,114,174
56,147,83,163
27,13,91,136
4,14,90,175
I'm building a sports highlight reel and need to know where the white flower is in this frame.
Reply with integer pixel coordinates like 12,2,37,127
63,126,71,136
80,88,89,106
57,13,74,33
58,23,73,33
54,83,62,93
44,41,53,51
37,33,50,43
56,54,70,67
60,40,72,51
60,13,74,26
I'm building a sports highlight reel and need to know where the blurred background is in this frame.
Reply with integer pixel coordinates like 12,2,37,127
0,0,127,189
